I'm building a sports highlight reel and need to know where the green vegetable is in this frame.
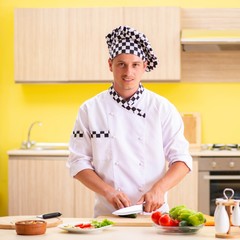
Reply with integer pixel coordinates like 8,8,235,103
177,209,195,221
179,220,188,227
187,212,205,226
169,205,206,226
91,219,114,228
118,213,137,218
169,205,186,219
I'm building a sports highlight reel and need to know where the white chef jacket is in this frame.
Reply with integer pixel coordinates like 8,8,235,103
67,85,192,217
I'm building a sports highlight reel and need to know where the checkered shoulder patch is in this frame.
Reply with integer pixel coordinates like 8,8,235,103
72,130,84,138
90,131,110,138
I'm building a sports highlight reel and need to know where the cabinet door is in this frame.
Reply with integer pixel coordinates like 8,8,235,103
8,156,75,217
68,8,124,81
14,9,69,82
74,180,95,217
123,7,181,81
167,159,198,210
14,7,180,82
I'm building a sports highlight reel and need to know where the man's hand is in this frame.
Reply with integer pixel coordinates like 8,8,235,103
74,169,131,210
137,186,165,213
105,189,131,210
137,161,190,213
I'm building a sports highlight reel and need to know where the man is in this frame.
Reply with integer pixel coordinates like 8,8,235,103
67,26,192,217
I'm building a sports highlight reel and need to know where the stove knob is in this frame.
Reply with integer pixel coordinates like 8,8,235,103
229,161,235,168
212,161,217,168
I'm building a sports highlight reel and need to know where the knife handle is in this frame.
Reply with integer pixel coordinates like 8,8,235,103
42,212,62,219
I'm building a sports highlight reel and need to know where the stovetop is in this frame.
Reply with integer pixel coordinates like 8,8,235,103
201,144,240,151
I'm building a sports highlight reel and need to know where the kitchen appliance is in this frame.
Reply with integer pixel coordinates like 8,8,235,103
202,144,240,151
198,146,240,215
181,29,240,52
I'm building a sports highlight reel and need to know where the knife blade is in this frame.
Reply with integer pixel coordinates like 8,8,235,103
112,204,143,216
37,212,62,219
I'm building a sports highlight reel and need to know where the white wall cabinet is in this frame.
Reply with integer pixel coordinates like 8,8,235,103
8,154,95,217
14,7,181,83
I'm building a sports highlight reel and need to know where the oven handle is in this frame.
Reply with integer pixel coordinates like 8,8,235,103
203,175,240,180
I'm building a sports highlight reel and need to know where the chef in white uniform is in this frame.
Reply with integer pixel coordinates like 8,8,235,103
67,26,192,217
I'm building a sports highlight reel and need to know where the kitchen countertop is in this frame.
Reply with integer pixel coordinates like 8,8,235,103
7,147,240,157
1,218,238,240
7,149,70,156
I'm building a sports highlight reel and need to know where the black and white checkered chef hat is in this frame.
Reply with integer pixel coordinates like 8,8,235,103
106,26,158,72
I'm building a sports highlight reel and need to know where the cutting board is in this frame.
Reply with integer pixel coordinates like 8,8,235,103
0,216,62,229
181,112,201,147
97,215,152,226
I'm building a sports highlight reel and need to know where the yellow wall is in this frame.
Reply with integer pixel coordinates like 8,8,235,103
1,0,240,216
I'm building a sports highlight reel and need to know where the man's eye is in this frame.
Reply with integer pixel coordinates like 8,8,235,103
133,63,140,67
118,63,125,67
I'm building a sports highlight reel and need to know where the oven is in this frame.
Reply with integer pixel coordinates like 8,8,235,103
198,156,240,215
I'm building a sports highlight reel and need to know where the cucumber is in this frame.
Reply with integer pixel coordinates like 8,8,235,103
118,213,137,218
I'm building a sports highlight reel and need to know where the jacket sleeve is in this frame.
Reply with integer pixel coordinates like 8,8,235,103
67,105,94,177
162,104,192,171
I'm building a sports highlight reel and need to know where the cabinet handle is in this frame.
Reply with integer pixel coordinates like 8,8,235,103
229,162,235,168
203,175,240,180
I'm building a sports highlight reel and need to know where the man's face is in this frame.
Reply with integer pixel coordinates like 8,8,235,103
108,54,147,99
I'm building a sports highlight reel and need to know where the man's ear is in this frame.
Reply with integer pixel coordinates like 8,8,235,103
108,58,113,72
143,61,148,71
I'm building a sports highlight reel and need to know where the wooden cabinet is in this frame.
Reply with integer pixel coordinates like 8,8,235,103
68,8,123,81
14,9,69,82
8,153,198,216
14,7,180,83
8,154,95,217
167,158,198,211
123,7,180,81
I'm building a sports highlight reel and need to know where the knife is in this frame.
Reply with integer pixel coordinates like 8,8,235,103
112,204,144,216
37,212,62,219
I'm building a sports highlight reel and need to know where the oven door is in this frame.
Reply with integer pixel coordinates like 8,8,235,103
198,171,240,215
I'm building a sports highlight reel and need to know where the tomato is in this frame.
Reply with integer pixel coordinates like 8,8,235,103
75,223,92,228
159,214,171,226
169,218,180,226
159,214,180,226
151,211,162,225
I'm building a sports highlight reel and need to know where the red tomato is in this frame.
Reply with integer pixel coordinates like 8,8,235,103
75,223,92,228
169,218,179,226
159,214,172,226
151,211,162,225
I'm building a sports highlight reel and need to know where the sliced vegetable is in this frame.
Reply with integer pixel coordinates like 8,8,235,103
75,223,92,228
91,219,114,228
119,213,137,218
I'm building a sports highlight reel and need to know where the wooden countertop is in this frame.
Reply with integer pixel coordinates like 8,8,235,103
1,218,239,240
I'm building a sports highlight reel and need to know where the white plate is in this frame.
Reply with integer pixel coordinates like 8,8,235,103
154,223,204,235
58,222,112,233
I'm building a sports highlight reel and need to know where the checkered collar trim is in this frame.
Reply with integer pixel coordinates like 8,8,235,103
109,84,146,118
